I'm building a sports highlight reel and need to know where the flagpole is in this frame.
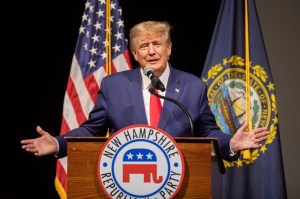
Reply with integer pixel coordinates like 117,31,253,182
105,0,111,137
106,0,111,76
244,0,251,159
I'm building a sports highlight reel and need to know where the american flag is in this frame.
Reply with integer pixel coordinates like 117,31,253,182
54,0,132,197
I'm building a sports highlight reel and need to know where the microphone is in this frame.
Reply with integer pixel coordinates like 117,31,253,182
143,66,166,92
148,87,194,137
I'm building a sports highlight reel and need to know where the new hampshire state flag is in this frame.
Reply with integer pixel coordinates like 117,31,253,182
201,0,287,198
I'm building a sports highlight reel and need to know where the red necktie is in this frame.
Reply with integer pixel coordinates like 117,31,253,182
150,89,162,127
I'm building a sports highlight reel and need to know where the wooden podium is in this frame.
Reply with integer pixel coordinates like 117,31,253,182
66,136,225,198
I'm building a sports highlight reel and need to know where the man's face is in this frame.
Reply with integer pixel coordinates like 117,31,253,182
132,32,171,77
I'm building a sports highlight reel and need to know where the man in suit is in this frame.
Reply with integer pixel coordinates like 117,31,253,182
21,21,269,161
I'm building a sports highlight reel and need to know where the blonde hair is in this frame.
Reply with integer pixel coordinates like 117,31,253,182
129,21,172,52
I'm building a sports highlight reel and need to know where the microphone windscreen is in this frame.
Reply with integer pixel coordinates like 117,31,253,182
143,66,153,76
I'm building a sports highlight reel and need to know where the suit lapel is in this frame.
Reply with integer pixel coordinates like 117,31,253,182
159,67,185,130
126,68,148,124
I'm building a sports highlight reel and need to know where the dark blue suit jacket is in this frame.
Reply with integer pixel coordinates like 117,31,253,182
56,65,235,160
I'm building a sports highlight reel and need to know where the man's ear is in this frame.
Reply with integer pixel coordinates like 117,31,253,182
167,43,172,57
132,50,138,61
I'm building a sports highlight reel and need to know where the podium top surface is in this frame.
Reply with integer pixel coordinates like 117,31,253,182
65,136,218,143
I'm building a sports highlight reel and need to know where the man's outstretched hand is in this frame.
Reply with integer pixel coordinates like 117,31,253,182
230,121,270,152
21,126,58,156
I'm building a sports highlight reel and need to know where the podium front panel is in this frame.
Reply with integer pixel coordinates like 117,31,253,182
67,137,220,198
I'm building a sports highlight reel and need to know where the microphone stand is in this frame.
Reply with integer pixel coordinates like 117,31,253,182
148,87,194,137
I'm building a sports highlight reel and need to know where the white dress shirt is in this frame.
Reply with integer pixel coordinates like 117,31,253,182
140,64,170,125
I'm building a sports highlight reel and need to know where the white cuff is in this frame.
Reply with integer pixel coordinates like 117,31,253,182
229,145,238,157
53,138,59,158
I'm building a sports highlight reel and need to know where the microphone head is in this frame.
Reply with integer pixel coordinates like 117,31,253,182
143,66,153,76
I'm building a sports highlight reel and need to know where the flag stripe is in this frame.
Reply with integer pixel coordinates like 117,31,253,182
83,74,100,103
93,65,106,88
61,94,78,131
113,50,132,71
56,159,67,189
66,78,88,125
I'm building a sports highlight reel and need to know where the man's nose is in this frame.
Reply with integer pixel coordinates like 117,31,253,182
148,45,156,54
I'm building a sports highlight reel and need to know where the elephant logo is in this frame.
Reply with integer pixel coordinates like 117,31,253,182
123,148,163,183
